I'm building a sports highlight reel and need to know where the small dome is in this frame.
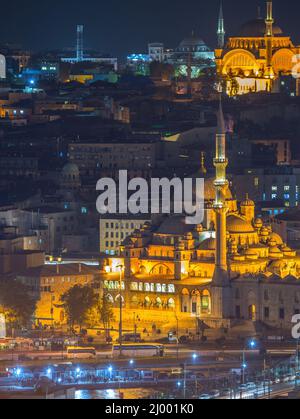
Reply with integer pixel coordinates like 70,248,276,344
260,227,270,237
254,218,263,228
269,232,283,246
227,215,255,233
238,18,283,37
62,163,80,176
241,194,255,207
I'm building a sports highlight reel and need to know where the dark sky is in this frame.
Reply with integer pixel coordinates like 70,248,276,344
1,0,299,58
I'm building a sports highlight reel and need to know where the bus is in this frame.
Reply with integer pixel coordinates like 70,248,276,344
112,343,164,358
66,346,96,359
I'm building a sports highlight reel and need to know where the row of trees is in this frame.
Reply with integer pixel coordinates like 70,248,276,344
0,281,115,334
0,280,36,331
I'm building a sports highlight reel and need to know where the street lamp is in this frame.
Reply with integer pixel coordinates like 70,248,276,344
295,339,300,389
242,339,256,385
117,264,124,358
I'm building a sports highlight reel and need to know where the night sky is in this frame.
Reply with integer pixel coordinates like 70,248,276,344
1,0,299,58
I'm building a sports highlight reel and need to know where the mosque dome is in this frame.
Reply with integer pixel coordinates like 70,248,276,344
227,215,255,233
241,195,255,207
268,232,283,246
254,218,263,229
238,18,283,37
198,237,216,251
178,35,209,52
62,163,80,177
260,227,270,237
61,163,81,188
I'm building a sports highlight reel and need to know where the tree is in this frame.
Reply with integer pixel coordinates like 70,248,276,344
0,280,36,331
61,285,97,330
98,294,115,340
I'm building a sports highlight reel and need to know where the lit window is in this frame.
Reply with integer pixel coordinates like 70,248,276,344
156,283,162,293
168,284,175,293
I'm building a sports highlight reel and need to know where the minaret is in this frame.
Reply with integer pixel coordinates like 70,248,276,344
213,95,229,285
264,1,274,78
217,1,225,49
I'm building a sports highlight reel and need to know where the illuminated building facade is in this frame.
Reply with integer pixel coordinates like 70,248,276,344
103,100,300,334
215,1,300,96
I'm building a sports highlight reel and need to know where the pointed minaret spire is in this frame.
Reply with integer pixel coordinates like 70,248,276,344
265,1,275,76
265,0,274,37
217,1,225,48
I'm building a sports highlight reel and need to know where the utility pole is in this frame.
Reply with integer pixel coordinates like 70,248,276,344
295,339,299,389
117,265,124,358
175,315,179,361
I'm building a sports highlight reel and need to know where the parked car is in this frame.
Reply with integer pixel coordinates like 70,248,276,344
209,390,220,398
199,394,211,399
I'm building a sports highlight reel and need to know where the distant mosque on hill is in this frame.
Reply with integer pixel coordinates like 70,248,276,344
215,0,300,96
103,99,300,336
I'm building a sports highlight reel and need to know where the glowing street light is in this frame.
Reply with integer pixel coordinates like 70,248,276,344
129,359,134,366
192,353,198,360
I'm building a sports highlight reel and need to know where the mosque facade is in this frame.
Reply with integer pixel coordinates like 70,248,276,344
215,1,300,96
103,99,300,336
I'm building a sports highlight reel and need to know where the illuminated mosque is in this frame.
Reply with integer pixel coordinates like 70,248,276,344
103,99,300,336
215,1,300,95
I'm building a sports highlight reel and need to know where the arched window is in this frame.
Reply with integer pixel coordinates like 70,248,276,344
201,290,211,314
168,284,175,293
106,294,114,304
144,296,151,308
156,297,162,308
156,283,162,293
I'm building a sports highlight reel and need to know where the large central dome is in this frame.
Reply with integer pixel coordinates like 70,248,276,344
238,18,283,37
178,35,210,52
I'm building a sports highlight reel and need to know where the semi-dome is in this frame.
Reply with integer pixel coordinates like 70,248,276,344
227,214,255,233
268,232,283,246
238,18,283,37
